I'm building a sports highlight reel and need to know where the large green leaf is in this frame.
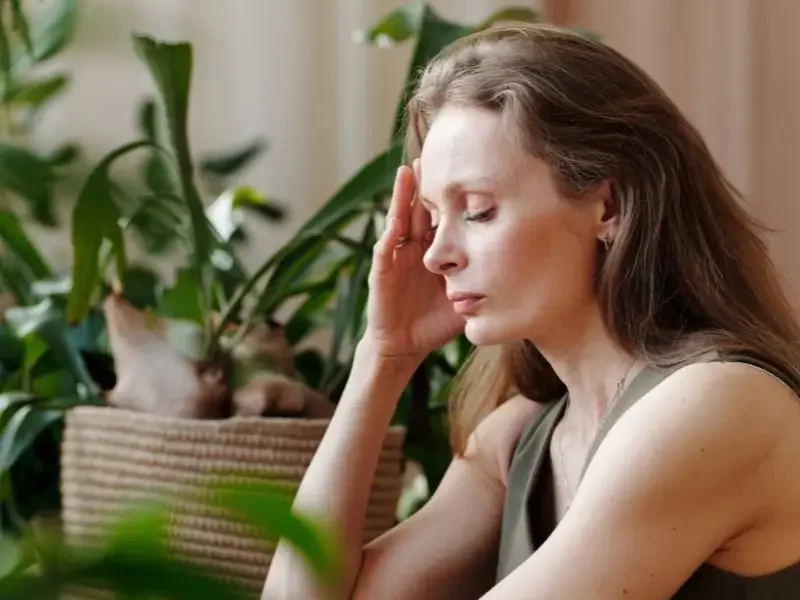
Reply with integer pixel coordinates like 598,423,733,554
216,482,341,586
247,144,398,323
256,235,330,315
0,482,337,599
133,34,214,343
389,3,473,140
30,0,77,62
67,140,155,324
0,210,50,280
321,217,375,391
298,142,402,236
0,504,251,599
0,143,54,226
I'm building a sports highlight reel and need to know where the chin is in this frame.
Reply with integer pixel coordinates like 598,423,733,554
463,316,520,346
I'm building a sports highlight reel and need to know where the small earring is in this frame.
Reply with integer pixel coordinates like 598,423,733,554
602,235,612,251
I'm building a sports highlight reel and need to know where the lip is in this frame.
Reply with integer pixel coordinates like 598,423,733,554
448,293,485,315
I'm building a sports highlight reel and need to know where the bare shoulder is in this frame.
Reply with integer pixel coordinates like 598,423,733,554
466,395,545,487
635,360,800,439
586,359,800,521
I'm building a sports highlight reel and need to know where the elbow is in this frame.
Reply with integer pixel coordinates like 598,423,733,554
262,547,365,600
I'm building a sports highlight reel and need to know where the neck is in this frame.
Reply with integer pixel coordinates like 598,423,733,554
531,303,641,427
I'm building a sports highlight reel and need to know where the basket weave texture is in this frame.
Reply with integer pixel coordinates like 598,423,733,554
60,406,406,598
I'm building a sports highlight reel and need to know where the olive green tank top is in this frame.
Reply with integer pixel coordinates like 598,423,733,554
496,354,800,598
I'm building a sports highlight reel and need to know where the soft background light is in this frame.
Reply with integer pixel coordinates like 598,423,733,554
25,0,800,306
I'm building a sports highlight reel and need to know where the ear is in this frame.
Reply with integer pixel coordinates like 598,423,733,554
593,181,619,244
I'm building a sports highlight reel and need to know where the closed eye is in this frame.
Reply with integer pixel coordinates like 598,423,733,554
464,207,496,222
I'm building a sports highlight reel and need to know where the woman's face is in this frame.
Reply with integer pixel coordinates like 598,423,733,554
419,105,609,346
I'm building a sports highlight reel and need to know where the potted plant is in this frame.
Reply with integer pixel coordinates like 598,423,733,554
55,31,406,597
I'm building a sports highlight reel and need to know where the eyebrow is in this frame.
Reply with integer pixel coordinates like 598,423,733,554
418,177,495,208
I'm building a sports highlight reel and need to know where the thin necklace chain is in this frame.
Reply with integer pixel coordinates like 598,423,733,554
555,361,637,503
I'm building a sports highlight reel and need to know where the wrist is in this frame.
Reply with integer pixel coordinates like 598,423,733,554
354,335,423,380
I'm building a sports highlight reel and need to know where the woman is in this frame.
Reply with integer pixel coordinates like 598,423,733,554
263,23,800,599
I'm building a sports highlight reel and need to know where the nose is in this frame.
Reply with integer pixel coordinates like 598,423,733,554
422,224,467,276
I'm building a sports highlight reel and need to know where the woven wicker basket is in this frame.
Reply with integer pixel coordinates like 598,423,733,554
60,406,406,598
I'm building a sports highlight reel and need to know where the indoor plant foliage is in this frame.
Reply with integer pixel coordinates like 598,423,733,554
54,31,404,597
0,479,342,599
0,1,590,594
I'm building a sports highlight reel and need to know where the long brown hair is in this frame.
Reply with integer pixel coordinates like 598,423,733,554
402,23,800,455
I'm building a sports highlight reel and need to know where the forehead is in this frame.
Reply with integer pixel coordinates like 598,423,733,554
419,105,528,195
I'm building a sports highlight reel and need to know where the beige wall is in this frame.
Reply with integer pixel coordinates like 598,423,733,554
549,0,800,305
30,0,800,303
29,0,528,276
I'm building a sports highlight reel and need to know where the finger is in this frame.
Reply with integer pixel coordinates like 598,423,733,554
409,159,430,242
386,165,414,243
372,216,403,275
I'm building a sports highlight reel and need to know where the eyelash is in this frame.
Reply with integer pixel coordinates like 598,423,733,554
429,208,496,232
464,208,495,222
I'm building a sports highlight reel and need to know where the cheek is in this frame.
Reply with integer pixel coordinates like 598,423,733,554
479,210,596,301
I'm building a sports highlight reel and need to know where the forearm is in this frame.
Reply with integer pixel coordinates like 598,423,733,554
262,338,418,600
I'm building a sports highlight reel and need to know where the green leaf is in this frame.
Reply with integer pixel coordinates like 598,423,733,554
5,299,99,395
46,142,80,167
256,235,329,316
476,6,542,29
159,267,203,324
0,325,24,369
0,503,250,599
133,34,214,344
121,265,160,310
127,192,185,254
0,210,51,280
241,198,286,222
390,3,473,140
5,73,68,108
9,0,33,57
22,334,47,386
67,140,155,324
29,0,77,62
357,1,426,44
137,97,158,141
285,280,338,345
199,138,267,178
321,268,353,391
0,144,54,226
250,144,400,322
299,142,402,236
0,10,12,89
215,482,341,585
0,405,61,472
0,256,33,304
136,98,179,196
0,392,36,434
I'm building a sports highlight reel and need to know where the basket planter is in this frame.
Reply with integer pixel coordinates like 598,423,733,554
60,406,406,597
